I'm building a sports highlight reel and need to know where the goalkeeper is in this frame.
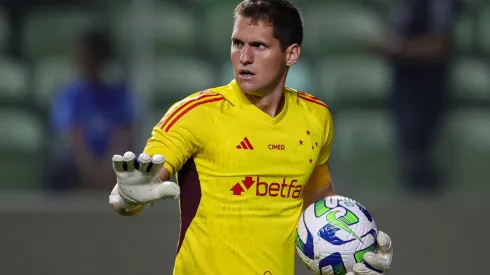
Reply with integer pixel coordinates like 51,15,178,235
109,1,393,274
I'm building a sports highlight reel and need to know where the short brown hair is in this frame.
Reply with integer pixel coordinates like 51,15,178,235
234,0,303,51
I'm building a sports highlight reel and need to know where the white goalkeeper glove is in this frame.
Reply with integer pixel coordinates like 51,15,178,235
315,231,393,275
346,231,393,275
109,151,180,210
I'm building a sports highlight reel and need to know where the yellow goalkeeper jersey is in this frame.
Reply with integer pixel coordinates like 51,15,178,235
144,80,334,275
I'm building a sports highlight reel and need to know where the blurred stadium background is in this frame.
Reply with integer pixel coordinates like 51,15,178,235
0,0,488,274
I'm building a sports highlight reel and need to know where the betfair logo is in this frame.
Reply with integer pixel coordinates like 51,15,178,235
230,176,255,195
230,176,303,199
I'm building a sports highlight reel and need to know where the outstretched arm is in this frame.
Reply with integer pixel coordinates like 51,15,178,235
108,92,215,216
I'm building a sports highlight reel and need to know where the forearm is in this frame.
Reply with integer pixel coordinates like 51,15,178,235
77,157,114,189
94,127,134,188
398,36,452,59
74,153,104,189
303,162,336,210
157,166,171,182
68,129,101,185
72,149,96,176
302,182,336,211
381,35,451,60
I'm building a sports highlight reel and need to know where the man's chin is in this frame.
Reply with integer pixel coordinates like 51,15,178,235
236,80,260,94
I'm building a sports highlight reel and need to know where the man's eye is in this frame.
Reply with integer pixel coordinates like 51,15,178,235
251,43,266,49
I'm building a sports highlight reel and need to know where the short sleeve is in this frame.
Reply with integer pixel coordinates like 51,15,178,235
316,109,334,166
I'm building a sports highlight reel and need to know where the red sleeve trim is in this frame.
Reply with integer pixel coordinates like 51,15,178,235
160,93,222,130
164,95,224,132
298,94,329,110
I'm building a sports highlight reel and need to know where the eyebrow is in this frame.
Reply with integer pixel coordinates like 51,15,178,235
231,37,268,47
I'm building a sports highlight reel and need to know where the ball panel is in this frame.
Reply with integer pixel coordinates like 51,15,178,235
296,211,315,260
296,195,378,274
319,252,347,275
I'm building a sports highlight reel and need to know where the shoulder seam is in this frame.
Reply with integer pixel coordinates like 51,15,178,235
160,93,225,132
297,91,330,110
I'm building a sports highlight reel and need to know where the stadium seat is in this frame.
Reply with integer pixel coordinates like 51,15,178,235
314,54,392,109
33,55,78,108
331,109,398,192
454,14,475,53
153,56,215,107
371,0,392,7
0,109,45,189
445,109,490,193
90,0,131,11
201,3,237,60
301,3,385,56
22,8,100,60
0,57,28,103
154,3,196,54
111,2,196,55
450,57,490,104
478,6,490,54
0,8,9,53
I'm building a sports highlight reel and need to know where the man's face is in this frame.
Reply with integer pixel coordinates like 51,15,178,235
76,44,101,78
231,16,288,94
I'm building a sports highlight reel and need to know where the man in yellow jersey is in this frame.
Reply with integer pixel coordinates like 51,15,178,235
109,1,393,274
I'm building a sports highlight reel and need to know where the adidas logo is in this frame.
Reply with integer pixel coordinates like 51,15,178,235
236,137,254,150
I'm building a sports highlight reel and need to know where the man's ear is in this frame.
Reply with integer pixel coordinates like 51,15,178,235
285,43,300,66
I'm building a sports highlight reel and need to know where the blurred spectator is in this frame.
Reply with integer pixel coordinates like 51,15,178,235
367,0,457,194
45,29,135,191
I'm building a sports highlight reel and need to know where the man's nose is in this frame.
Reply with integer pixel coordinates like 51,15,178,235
240,45,253,65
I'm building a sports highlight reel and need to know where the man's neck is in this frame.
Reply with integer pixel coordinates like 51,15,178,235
244,85,285,118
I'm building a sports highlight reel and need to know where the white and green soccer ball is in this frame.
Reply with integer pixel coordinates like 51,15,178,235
296,195,378,275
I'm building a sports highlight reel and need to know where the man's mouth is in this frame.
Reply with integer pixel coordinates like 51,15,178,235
239,69,255,77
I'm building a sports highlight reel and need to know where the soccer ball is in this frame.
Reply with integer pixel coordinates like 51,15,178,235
296,195,378,275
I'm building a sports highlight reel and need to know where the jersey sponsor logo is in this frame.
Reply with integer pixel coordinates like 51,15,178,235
230,176,303,199
268,144,285,150
236,137,254,150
